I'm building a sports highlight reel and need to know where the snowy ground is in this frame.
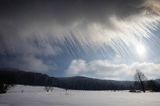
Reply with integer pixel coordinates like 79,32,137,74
0,85,160,106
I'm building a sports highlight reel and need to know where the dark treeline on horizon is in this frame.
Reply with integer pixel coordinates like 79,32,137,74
0,68,160,91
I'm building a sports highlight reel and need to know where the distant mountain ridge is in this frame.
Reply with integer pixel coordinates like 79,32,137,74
0,68,159,90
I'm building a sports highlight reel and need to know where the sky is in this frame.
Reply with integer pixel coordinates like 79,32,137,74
0,0,160,80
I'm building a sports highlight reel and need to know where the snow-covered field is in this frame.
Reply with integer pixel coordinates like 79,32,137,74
0,85,160,106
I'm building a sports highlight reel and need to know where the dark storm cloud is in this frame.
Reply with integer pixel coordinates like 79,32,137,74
0,0,145,26
0,0,155,54
0,0,160,73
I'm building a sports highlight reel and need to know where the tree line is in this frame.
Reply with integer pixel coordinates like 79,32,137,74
0,68,160,93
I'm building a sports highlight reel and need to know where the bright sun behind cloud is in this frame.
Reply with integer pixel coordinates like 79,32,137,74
136,43,146,58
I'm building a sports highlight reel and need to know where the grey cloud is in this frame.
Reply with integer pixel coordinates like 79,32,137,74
0,22,61,72
0,55,50,73
0,23,61,56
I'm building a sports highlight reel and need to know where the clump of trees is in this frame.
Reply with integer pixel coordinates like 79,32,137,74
0,83,14,93
133,69,160,93
44,86,54,92
147,80,160,92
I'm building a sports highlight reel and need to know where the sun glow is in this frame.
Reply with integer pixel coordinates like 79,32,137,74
136,43,146,57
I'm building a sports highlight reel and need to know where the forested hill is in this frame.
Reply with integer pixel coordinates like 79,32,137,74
0,68,159,90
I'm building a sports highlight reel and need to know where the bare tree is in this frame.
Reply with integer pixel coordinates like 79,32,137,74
134,70,147,92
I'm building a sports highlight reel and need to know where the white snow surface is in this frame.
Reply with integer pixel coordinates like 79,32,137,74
0,85,160,106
